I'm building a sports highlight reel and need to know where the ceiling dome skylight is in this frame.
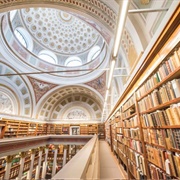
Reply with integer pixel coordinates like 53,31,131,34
14,28,27,48
14,27,33,50
38,50,57,64
20,8,99,55
65,57,82,67
1,7,108,83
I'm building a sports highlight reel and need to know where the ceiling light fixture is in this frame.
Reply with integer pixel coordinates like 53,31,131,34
107,60,116,89
112,0,130,58
102,0,130,121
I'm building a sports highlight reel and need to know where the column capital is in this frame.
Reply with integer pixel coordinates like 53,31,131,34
45,144,49,149
6,155,14,163
19,152,27,158
30,149,36,154
38,146,44,151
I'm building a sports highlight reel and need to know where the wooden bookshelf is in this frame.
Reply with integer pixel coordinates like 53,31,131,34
9,156,21,179
98,124,105,139
4,120,19,138
28,123,37,136
105,10,180,180
0,121,6,139
47,124,55,135
36,124,47,135
55,124,62,135
0,118,107,139
17,121,29,137
80,124,88,135
88,124,98,135
0,157,6,180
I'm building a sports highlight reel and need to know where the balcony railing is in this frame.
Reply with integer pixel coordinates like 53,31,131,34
52,135,100,180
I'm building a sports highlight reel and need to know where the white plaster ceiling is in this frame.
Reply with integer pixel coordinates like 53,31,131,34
20,8,100,55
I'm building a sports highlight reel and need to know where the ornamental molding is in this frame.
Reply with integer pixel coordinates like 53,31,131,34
0,0,117,32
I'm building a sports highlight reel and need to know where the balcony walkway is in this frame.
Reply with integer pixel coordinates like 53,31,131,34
99,140,127,180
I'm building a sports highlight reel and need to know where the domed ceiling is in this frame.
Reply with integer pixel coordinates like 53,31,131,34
20,8,100,55
0,8,108,84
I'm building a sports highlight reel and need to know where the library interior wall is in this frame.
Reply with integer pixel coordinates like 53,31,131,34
105,7,180,180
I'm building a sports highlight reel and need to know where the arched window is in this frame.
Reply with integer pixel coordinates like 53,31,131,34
14,29,27,48
65,57,82,67
38,50,57,64
10,10,17,21
14,27,33,50
87,46,101,62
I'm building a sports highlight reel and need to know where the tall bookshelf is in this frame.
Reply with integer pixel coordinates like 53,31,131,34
80,124,88,135
28,123,37,136
9,155,21,179
4,120,19,138
0,121,5,139
88,124,98,135
98,124,105,139
0,118,105,138
105,9,180,180
136,45,180,179
0,157,6,180
17,121,29,137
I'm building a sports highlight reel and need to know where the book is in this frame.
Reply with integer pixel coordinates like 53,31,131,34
165,60,173,74
172,129,180,149
173,153,180,177
165,108,175,125
171,79,180,98
174,50,180,67
166,151,177,177
169,105,180,125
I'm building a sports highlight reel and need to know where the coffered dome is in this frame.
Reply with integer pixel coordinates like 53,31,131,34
20,8,100,55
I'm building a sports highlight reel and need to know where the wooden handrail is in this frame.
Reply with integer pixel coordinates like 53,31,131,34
52,135,100,180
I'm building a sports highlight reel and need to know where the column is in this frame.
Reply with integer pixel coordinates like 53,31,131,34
41,145,49,179
16,152,26,180
62,148,67,167
27,149,36,180
4,155,14,180
35,147,43,180
51,145,58,177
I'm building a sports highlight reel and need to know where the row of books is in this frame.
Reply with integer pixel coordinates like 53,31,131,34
166,128,180,150
118,149,127,166
138,79,180,112
149,163,171,180
122,94,135,112
144,128,180,150
10,165,20,178
123,138,143,153
116,127,123,134
123,115,138,127
122,107,136,119
146,145,180,177
143,129,166,147
136,49,180,99
23,161,31,172
117,134,123,142
140,104,180,127
117,141,126,154
123,128,140,140
127,148,146,175
117,134,143,153
128,160,146,179
116,120,123,127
